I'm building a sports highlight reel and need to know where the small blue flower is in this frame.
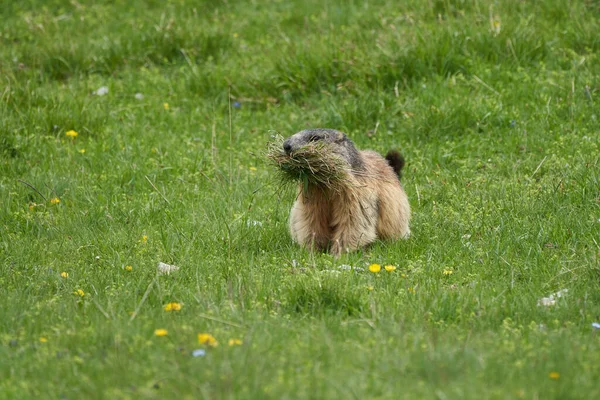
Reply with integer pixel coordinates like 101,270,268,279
192,349,206,357
233,101,241,109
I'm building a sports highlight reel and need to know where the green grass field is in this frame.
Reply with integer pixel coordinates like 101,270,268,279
1,0,600,398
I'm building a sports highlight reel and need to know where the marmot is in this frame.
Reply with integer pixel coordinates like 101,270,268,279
282,128,411,256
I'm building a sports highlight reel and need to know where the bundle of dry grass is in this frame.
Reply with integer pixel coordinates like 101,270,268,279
266,135,349,191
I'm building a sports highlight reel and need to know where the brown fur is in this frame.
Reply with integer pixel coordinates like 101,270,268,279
288,137,410,256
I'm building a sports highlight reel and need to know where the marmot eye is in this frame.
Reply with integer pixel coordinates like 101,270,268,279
308,135,320,142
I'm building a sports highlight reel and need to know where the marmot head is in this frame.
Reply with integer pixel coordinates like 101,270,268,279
282,129,364,170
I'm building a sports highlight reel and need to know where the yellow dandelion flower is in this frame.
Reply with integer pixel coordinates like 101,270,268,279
384,265,397,272
366,286,374,291
78,149,85,154
74,289,85,297
39,337,48,343
60,272,69,278
442,268,453,276
228,338,243,346
249,167,257,171
125,265,133,271
368,264,381,273
50,197,60,205
141,235,148,243
198,333,218,347
66,130,78,138
549,372,560,380
233,33,239,38
163,103,169,110
154,329,168,337
408,287,416,294
163,302,182,312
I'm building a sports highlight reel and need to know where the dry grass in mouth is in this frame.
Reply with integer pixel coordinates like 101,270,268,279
266,135,350,191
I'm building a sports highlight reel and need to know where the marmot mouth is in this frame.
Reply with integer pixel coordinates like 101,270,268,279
267,136,349,190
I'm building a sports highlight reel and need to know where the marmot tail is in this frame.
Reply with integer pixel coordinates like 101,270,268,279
385,150,405,179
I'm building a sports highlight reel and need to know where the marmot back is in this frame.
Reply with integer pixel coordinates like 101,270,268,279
280,129,410,256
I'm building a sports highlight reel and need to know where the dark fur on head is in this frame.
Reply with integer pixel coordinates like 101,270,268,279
385,150,405,180
283,129,364,171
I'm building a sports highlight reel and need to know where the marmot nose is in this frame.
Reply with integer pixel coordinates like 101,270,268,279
283,140,292,154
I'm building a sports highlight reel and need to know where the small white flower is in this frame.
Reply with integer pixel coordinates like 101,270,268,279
246,220,263,227
554,289,568,298
95,256,100,260
135,93,144,100
321,270,341,275
461,234,473,249
537,289,568,307
95,86,109,96
592,322,600,329
337,265,365,272
157,262,180,275
538,297,556,307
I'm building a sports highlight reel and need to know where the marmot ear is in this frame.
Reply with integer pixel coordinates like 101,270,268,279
335,131,345,142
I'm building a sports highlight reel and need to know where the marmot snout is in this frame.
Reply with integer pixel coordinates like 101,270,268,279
284,128,411,256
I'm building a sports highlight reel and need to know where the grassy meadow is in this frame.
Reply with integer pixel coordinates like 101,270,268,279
1,0,600,398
